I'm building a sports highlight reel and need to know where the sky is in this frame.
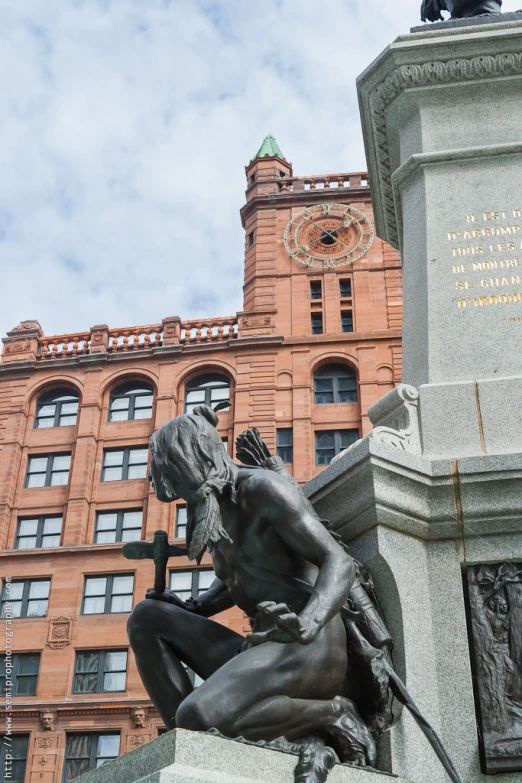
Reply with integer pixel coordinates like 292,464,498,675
1,0,520,340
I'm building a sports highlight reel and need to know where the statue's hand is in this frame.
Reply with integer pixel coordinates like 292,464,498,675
246,601,318,646
145,588,199,612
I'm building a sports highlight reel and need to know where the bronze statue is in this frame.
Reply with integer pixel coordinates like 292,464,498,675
421,0,502,21
125,406,462,783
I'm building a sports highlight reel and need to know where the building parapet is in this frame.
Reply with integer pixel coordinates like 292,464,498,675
1,316,239,363
278,171,369,193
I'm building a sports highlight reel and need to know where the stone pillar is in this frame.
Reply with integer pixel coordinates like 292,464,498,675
332,13,522,782
162,316,182,346
90,324,109,353
1,319,43,363
357,15,522,459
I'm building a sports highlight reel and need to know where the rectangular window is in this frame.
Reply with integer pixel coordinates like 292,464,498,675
1,579,50,619
315,430,359,466
0,653,40,696
64,734,120,781
73,650,128,694
276,429,293,464
311,312,323,335
94,511,142,544
339,278,352,298
310,280,322,300
0,735,29,783
248,231,255,247
15,516,62,549
169,569,215,602
175,506,187,539
25,454,71,488
101,448,148,482
82,575,134,615
341,310,354,333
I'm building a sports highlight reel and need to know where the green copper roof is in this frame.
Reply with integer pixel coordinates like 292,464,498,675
254,135,285,160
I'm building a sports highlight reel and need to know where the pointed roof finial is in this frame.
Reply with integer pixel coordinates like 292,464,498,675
254,135,285,160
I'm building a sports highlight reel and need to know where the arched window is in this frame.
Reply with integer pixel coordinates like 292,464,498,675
184,374,230,414
314,364,357,404
35,389,80,429
109,383,154,422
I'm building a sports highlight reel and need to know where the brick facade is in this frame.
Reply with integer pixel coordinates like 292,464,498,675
0,142,402,782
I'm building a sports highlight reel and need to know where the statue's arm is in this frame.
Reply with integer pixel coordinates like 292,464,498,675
249,475,355,644
190,577,235,618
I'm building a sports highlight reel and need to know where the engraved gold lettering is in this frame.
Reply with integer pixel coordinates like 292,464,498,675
484,211,508,221
467,214,478,223
455,280,472,290
453,264,468,273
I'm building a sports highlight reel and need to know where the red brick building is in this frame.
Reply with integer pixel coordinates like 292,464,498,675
0,138,402,782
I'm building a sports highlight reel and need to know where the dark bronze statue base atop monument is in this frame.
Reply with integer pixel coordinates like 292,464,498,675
413,8,522,32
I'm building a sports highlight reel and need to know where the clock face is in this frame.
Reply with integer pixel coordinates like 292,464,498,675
283,203,374,269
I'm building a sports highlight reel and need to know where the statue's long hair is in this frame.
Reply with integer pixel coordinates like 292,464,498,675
150,406,237,562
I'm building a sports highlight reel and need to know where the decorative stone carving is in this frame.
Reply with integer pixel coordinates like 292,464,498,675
7,320,43,336
37,737,53,748
131,706,148,728
4,341,31,354
39,710,57,732
47,616,73,649
241,315,272,328
367,383,421,453
366,52,522,248
467,562,522,774
128,734,148,747
331,384,421,464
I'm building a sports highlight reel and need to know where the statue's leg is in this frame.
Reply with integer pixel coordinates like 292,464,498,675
127,600,244,729
176,614,374,765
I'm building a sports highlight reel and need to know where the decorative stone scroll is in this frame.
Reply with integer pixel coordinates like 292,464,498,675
332,383,421,464
467,562,522,774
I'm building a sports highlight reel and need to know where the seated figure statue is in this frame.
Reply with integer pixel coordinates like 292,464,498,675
126,406,462,783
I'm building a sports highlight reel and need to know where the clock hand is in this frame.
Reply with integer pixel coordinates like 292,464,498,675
301,215,339,242
304,217,357,251
306,218,354,248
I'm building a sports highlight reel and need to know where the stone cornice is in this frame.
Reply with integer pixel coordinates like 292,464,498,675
357,21,522,248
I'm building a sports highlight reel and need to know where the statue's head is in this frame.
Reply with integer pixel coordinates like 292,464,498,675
149,405,234,504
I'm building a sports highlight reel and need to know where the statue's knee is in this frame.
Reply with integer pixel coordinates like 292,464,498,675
127,600,159,646
176,693,213,732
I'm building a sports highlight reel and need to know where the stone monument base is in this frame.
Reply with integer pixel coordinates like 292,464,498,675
75,730,408,783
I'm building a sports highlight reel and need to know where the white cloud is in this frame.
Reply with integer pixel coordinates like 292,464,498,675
0,0,519,338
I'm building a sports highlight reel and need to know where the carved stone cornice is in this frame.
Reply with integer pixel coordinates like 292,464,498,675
357,20,522,248
370,53,522,247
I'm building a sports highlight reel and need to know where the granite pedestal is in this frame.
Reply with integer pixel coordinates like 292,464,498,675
74,730,409,783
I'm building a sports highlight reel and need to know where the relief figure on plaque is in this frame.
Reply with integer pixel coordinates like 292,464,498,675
468,563,522,773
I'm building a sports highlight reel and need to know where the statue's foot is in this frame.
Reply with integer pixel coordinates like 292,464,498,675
324,697,376,768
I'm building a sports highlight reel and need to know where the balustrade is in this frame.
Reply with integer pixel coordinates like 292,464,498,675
34,316,237,360
180,317,238,344
107,325,163,352
39,333,91,360
278,172,369,193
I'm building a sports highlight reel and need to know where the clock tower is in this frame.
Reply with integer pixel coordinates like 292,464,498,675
239,135,402,348
234,136,403,457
